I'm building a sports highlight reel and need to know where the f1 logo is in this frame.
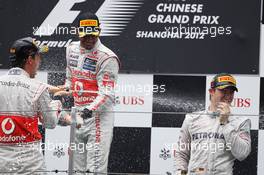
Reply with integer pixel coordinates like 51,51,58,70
33,0,142,36
34,0,85,36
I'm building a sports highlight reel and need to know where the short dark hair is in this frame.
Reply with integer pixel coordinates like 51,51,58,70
10,46,38,68
9,37,39,68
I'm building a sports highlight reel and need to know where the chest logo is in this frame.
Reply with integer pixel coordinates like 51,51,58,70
69,59,78,67
83,58,97,72
1,118,15,135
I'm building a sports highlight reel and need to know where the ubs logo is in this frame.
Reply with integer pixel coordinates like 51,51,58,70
231,98,251,108
1,118,15,135
115,96,144,105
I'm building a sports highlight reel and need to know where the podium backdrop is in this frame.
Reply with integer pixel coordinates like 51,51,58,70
0,0,261,74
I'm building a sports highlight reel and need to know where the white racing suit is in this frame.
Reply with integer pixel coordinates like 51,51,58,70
65,39,120,174
0,68,64,175
174,110,251,175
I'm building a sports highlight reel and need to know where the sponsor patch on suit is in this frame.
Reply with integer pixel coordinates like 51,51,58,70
69,59,78,67
83,58,97,72
69,53,79,59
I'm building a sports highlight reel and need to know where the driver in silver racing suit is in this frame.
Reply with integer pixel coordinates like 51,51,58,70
0,37,70,175
63,12,120,174
174,73,251,175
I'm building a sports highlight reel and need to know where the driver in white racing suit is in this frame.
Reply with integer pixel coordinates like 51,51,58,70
174,73,251,175
0,37,70,175
60,12,120,174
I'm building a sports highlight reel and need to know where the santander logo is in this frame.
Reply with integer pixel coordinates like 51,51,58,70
1,118,15,135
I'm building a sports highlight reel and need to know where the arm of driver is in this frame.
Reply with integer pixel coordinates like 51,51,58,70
174,114,192,173
222,118,251,161
37,88,62,129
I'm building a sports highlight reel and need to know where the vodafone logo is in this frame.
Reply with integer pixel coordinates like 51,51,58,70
1,118,15,135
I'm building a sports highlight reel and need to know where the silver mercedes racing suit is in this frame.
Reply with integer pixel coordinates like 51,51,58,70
174,110,251,175
65,39,120,174
0,67,64,175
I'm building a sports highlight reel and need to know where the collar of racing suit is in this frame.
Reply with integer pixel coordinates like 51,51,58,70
206,110,217,118
206,108,232,119
7,67,30,77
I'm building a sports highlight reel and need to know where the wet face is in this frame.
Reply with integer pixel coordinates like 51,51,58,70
29,53,41,78
79,35,98,50
210,87,235,105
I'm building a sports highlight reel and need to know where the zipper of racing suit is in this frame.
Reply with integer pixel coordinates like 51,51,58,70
212,117,222,174
207,116,219,175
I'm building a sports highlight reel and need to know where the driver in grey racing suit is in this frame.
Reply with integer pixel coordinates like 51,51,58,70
174,73,251,175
